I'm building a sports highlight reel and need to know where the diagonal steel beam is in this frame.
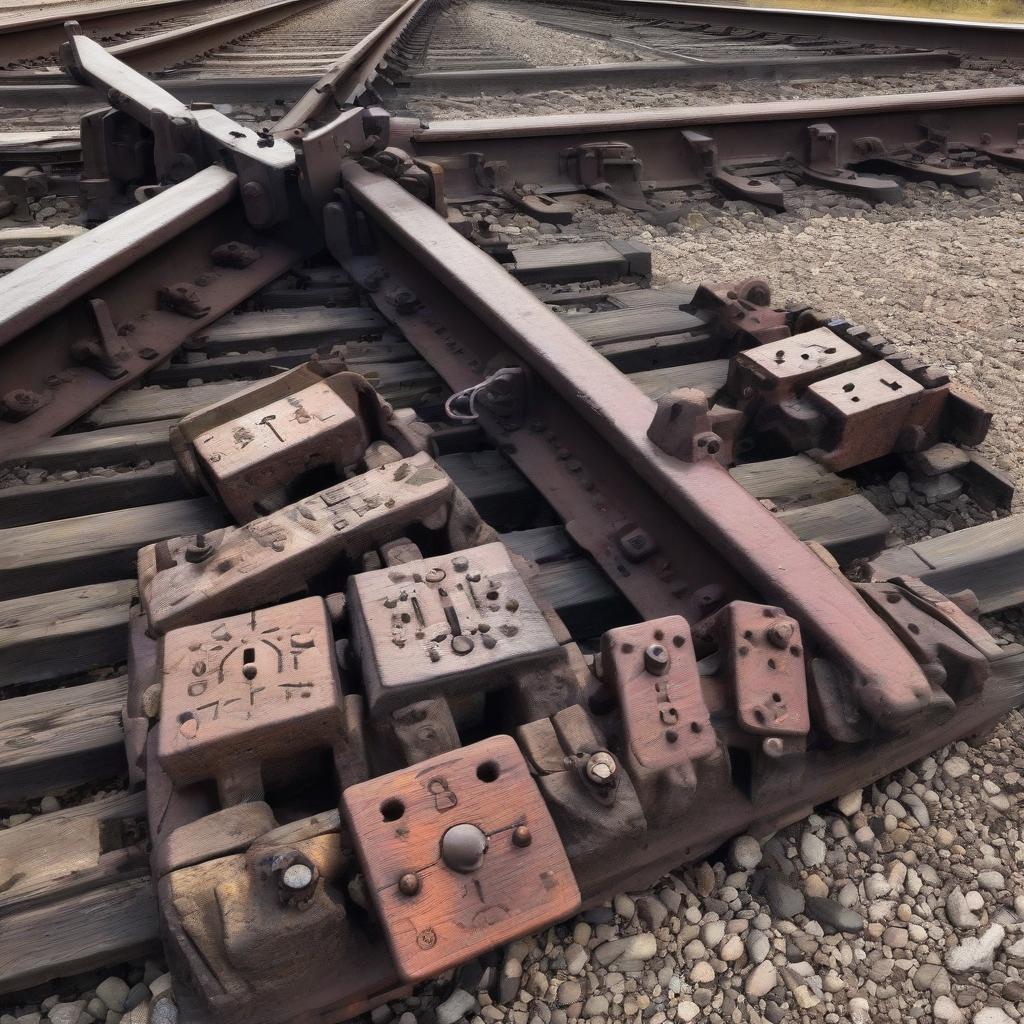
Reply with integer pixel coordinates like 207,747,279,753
339,160,935,729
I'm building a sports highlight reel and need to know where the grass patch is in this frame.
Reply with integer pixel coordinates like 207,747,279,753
743,0,1024,23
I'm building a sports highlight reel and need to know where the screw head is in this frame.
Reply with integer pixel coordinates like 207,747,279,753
398,871,420,896
585,750,617,785
512,825,532,848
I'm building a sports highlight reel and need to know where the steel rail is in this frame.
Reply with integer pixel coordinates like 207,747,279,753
0,0,212,66
0,0,327,72
401,86,1024,197
340,160,936,728
0,165,236,348
570,0,1024,59
104,0,330,74
399,50,961,95
273,0,433,136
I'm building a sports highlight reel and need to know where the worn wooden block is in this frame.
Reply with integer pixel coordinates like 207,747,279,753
729,328,860,400
0,498,225,601
350,542,560,713
0,580,135,689
600,616,715,772
193,381,368,522
342,735,580,981
157,597,342,788
0,419,175,472
0,675,127,802
729,455,856,511
0,461,190,528
143,453,454,634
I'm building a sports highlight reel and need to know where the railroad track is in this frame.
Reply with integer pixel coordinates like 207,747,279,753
2,2,1024,1023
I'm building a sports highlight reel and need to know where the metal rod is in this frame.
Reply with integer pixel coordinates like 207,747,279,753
0,165,237,348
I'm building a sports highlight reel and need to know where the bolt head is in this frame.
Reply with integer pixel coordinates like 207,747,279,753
441,823,488,873
585,750,617,784
512,825,532,848
282,863,313,890
398,871,420,896
766,621,795,649
644,643,670,675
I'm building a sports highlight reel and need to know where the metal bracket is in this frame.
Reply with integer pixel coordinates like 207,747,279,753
977,123,1024,169
850,124,992,189
60,25,295,228
559,140,664,214
469,154,575,224
796,122,903,204
681,130,785,211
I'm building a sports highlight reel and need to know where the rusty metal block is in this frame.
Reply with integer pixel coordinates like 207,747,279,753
193,381,369,522
699,601,810,743
349,541,560,713
157,597,342,792
729,327,861,402
805,362,924,470
342,735,580,982
600,616,716,772
141,452,454,635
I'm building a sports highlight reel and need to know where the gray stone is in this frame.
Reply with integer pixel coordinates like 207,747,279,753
973,1010,1013,1024
804,896,865,933
47,1006,84,1024
746,929,771,964
946,925,1005,973
593,933,657,967
96,980,131,1014
555,981,581,1008
730,834,763,871
934,996,966,1024
947,887,982,929
800,831,826,867
943,756,971,780
436,989,478,1024
149,995,177,1024
124,985,151,1013
635,895,668,931
745,962,778,999
754,871,805,919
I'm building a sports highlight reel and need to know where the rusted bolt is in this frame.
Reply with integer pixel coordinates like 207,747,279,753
585,750,617,785
417,928,437,949
644,643,670,676
512,825,532,848
398,871,420,896
185,533,215,563
766,621,795,649
270,850,319,908
441,823,487,873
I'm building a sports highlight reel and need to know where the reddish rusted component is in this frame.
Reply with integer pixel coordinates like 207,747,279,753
343,735,581,981
600,616,716,772
697,601,810,743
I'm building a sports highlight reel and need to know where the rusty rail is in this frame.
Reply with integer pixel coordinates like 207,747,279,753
273,0,435,136
0,0,327,70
